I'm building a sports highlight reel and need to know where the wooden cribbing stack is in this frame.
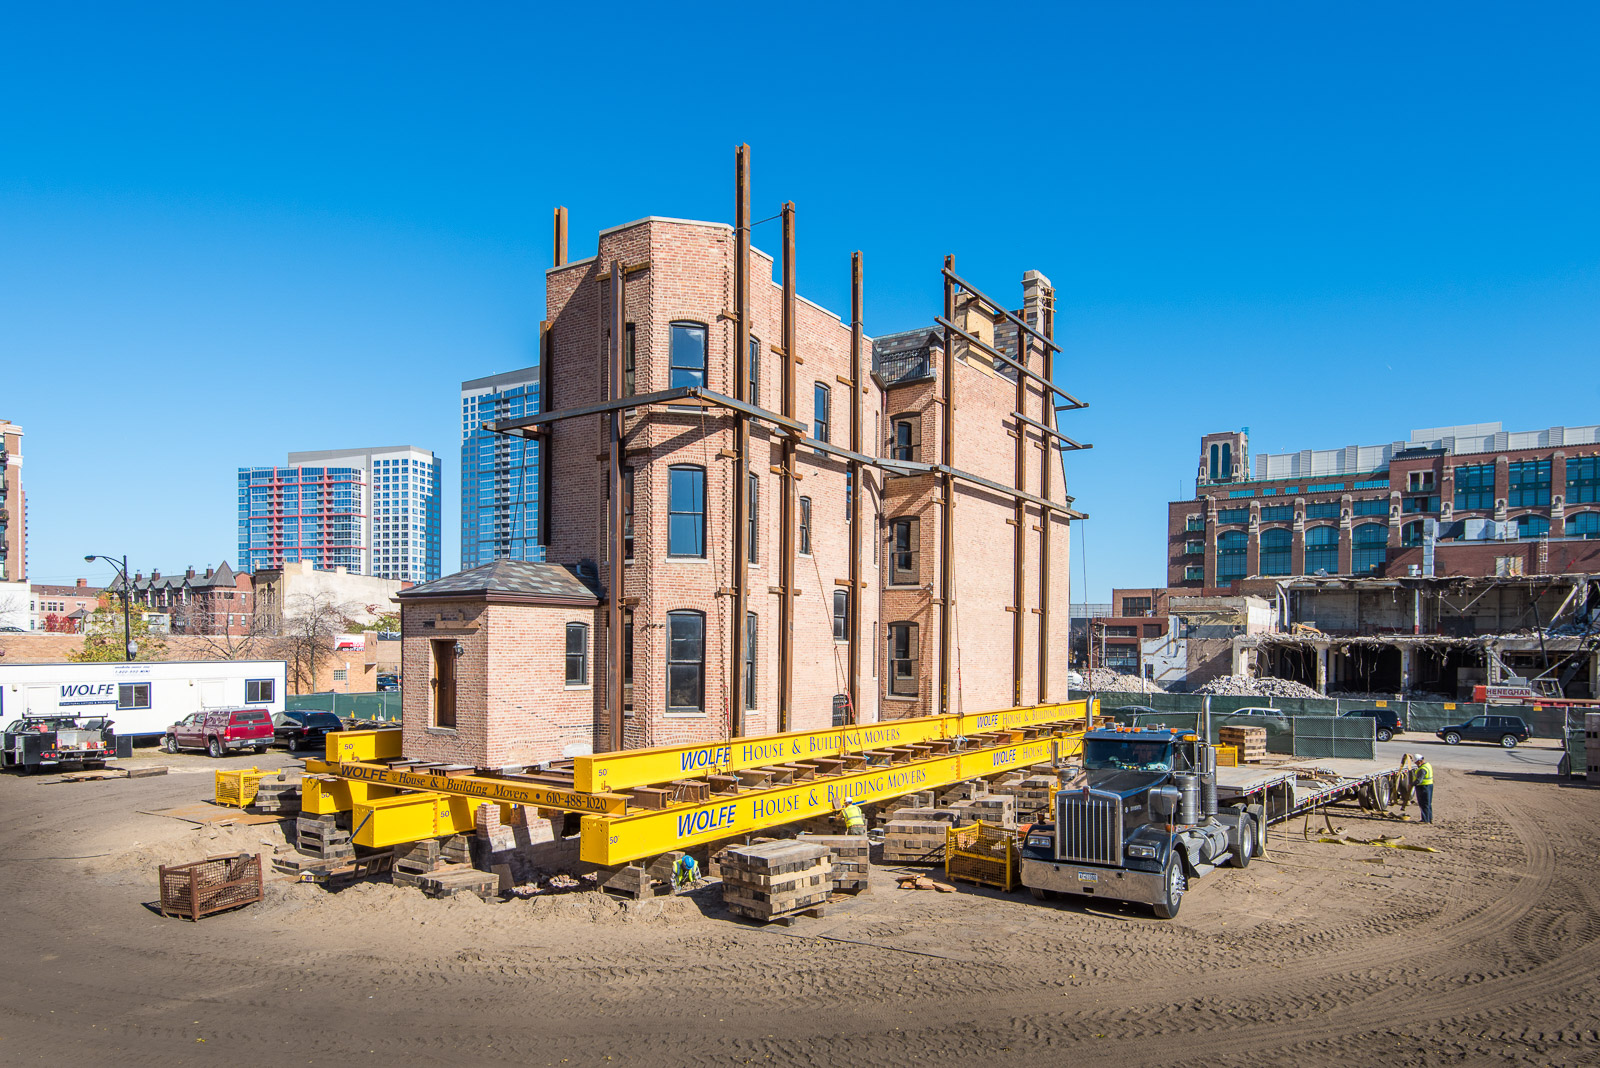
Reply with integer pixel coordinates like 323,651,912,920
1219,725,1268,764
720,840,833,924
798,833,870,893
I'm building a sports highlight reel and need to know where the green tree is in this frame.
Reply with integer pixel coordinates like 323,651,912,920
70,601,168,662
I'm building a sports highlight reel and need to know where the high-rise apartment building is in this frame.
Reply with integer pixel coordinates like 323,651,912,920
238,446,442,582
461,368,543,569
1,419,25,582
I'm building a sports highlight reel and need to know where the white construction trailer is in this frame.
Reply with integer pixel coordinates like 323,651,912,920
0,660,288,739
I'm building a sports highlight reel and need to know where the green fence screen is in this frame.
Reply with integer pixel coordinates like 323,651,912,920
288,692,402,723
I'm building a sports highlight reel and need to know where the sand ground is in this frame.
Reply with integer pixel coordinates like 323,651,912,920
1,738,1596,1067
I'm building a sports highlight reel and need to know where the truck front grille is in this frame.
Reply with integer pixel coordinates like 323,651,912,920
1057,790,1123,866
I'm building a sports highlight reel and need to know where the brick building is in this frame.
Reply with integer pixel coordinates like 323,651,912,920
396,175,1083,768
1169,422,1600,589
118,561,255,635
29,578,100,632
1,419,24,582
1087,587,1173,675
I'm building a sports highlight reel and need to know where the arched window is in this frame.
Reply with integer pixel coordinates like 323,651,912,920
1352,523,1387,574
1216,530,1247,582
1305,525,1339,574
564,622,589,685
1565,512,1600,539
669,322,707,390
1209,443,1220,482
1259,528,1292,576
668,466,705,557
666,610,706,714
1402,520,1427,547
1515,513,1550,538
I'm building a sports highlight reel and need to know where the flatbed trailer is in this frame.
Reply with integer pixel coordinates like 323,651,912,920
1214,755,1413,832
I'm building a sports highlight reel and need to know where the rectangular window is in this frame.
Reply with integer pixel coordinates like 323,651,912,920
1186,516,1204,532
1408,471,1436,493
668,466,706,557
813,382,831,442
670,322,707,390
888,622,919,697
1227,489,1254,498
744,612,757,710
622,608,634,713
1403,495,1439,514
1455,463,1495,510
621,323,636,397
667,611,705,714
798,497,812,555
1567,456,1600,504
1353,498,1389,516
747,471,758,564
748,336,760,405
1185,540,1204,555
117,683,150,710
1508,460,1551,507
1306,502,1341,519
890,517,920,585
1184,565,1204,582
1121,596,1152,617
332,668,348,682
833,589,849,642
246,679,275,704
1217,508,1248,525
1143,623,1164,638
1104,626,1138,638
891,415,918,462
622,467,635,561
1260,505,1294,522
431,639,457,729
1307,482,1345,493
566,622,589,685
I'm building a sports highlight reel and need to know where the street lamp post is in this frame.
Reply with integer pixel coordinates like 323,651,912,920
85,553,136,661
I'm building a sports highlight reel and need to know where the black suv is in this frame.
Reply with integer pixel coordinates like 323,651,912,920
1340,707,1404,743
273,710,346,752
1437,714,1533,749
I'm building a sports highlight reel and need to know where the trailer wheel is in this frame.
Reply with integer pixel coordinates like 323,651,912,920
1152,858,1186,919
1228,818,1254,868
1500,734,1519,749
207,737,223,758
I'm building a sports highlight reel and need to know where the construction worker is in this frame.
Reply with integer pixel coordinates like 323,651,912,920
1414,754,1434,824
840,796,867,836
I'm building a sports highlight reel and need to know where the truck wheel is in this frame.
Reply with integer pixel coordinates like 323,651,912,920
207,737,223,758
1500,734,1519,749
1029,886,1059,901
163,735,179,754
1228,818,1255,868
1443,732,1461,746
1152,858,1186,919
1376,728,1393,742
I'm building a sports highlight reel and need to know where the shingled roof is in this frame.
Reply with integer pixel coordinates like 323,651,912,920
397,559,601,606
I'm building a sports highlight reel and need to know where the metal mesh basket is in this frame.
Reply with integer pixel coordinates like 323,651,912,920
159,852,263,921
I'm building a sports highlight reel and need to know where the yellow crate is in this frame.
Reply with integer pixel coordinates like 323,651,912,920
945,820,1019,892
1216,745,1241,767
215,767,274,808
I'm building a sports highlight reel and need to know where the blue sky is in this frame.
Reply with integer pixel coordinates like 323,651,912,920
3,3,1596,600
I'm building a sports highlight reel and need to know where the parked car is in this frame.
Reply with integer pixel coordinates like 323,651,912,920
1340,707,1404,743
1437,714,1533,749
1220,706,1292,730
163,707,273,757
376,672,399,692
274,709,346,752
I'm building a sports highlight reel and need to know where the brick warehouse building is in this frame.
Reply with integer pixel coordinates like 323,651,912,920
1168,421,1600,590
399,155,1084,769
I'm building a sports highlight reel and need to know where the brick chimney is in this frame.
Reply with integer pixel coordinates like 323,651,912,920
204,566,214,579
186,567,196,579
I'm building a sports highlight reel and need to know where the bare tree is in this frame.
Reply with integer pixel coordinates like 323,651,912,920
174,595,273,660
282,590,360,694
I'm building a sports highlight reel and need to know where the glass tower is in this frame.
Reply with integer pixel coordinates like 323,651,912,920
237,446,442,581
461,367,543,569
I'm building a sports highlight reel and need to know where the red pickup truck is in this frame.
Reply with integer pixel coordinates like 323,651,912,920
163,707,273,757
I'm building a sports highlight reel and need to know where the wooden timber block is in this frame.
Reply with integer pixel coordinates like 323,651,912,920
416,865,498,901
721,840,831,874
127,765,170,778
600,863,668,900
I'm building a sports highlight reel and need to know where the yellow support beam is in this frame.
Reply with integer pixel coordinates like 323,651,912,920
325,728,404,764
579,732,1080,866
335,762,629,815
350,792,481,849
573,699,1091,793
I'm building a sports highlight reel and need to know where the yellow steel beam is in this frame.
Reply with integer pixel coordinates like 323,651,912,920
579,732,1082,866
350,792,481,849
301,771,400,815
325,728,404,764
573,699,1091,793
333,761,629,815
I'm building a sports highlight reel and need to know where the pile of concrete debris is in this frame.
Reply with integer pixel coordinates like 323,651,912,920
1192,674,1323,698
1086,668,1165,694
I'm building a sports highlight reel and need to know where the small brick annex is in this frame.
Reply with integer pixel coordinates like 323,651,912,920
398,210,1083,770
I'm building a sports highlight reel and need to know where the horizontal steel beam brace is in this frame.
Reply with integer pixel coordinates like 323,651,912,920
1012,410,1093,451
934,317,1076,403
940,268,1060,352
485,387,806,438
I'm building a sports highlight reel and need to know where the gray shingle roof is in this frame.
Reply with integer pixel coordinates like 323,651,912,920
398,559,601,604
